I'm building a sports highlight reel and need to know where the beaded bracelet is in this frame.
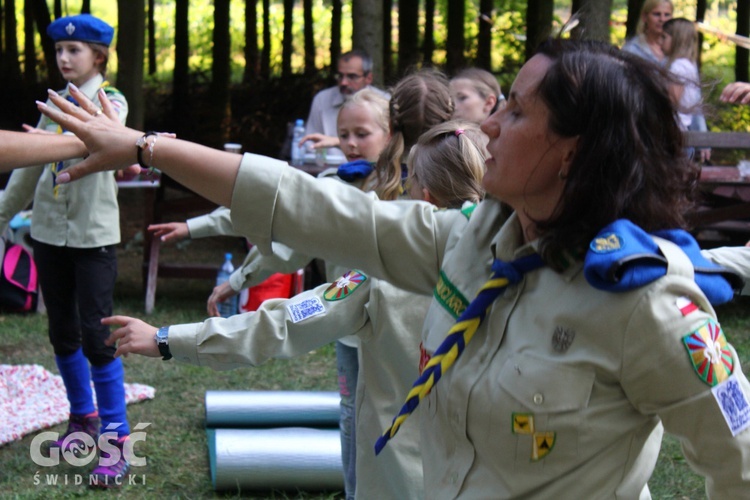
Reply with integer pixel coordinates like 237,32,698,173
135,131,158,169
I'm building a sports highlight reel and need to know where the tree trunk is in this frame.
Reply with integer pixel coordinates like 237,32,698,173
211,0,231,95
116,0,145,129
397,0,419,75
29,0,61,87
331,0,341,71
525,0,553,60
244,0,259,82
477,0,493,69
3,0,21,84
80,0,90,13
382,0,392,82
422,0,435,67
261,0,270,78
571,0,612,42
148,0,156,75
303,0,315,75
210,0,232,142
737,0,749,82
54,0,61,18
446,0,465,73
695,0,707,71
173,0,190,134
24,0,37,85
353,1,384,86
281,0,293,77
625,0,642,40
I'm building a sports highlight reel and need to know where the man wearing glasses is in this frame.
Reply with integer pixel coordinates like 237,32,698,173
303,49,390,162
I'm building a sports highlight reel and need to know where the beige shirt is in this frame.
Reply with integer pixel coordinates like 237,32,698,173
228,153,750,499
168,262,485,498
0,75,127,248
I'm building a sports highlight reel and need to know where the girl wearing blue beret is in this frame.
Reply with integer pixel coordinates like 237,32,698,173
0,13,130,488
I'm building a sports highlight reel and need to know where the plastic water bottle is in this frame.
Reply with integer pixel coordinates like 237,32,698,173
216,253,238,318
291,119,305,166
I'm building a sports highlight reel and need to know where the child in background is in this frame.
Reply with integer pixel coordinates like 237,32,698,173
662,18,701,130
662,17,711,162
449,68,505,124
0,14,130,487
102,120,488,499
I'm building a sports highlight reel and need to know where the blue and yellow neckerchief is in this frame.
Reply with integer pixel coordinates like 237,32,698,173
50,80,110,196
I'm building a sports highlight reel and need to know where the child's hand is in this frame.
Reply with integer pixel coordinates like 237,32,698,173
148,222,189,243
103,316,161,358
299,133,340,150
207,282,238,317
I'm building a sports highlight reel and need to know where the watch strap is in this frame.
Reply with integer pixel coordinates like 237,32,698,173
156,326,172,361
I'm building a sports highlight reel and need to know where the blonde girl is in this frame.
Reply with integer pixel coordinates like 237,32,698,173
375,70,454,201
450,68,504,124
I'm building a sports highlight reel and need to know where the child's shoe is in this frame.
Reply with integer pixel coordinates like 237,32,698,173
89,436,130,489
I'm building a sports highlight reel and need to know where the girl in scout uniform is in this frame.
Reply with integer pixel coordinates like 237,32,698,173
44,38,750,497
99,120,487,500
0,14,130,487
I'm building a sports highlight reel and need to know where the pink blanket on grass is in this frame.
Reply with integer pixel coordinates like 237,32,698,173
0,364,155,446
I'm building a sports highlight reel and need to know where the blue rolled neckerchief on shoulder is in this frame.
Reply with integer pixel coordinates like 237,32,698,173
584,219,743,305
336,160,374,182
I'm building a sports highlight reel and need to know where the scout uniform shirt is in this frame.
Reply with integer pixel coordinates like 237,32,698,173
165,261,472,498
228,153,750,499
0,74,127,247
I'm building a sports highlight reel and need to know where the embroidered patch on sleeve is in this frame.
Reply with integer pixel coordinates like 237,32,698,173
323,270,367,301
682,319,735,386
433,271,469,319
711,373,750,436
676,296,699,316
286,296,326,323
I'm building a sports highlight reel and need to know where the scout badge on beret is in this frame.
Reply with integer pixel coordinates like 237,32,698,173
47,14,114,46
584,219,742,304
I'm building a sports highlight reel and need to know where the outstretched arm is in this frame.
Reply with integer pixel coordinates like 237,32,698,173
38,86,239,207
0,131,86,171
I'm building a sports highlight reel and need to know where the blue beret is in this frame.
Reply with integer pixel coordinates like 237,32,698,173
47,14,114,46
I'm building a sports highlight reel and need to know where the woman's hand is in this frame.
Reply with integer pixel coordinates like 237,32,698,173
103,316,161,358
37,84,143,182
148,222,190,244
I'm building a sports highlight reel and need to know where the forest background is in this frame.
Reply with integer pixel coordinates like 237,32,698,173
0,0,749,159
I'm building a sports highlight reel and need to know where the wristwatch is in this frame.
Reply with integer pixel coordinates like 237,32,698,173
155,326,172,361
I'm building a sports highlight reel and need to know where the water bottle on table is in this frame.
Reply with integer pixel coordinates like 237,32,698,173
291,119,306,166
216,253,239,318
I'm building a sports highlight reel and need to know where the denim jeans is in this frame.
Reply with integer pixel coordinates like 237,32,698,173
336,341,359,500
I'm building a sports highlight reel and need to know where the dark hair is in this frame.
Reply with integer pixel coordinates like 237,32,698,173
532,38,697,262
340,50,373,75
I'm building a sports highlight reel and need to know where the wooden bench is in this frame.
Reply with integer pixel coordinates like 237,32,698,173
685,131,750,247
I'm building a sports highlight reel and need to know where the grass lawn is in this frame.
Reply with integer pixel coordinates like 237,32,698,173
0,188,748,498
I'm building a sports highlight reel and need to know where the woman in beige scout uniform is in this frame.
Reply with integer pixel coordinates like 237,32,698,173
45,38,750,497
102,121,486,499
